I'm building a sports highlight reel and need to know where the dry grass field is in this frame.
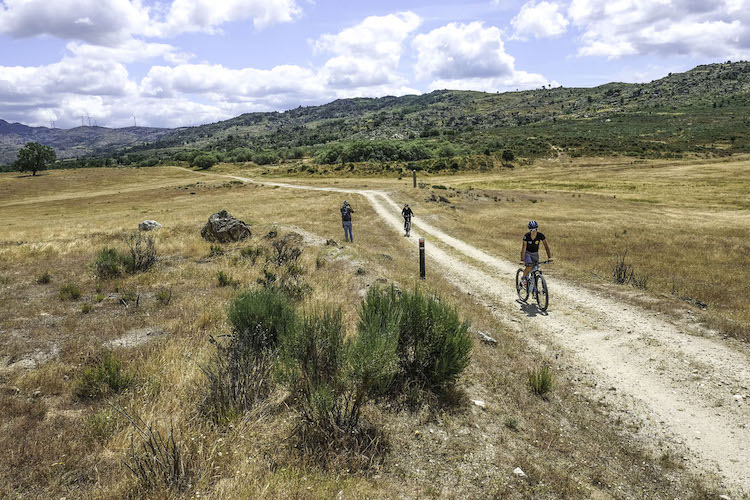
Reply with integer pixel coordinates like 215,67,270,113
0,164,732,498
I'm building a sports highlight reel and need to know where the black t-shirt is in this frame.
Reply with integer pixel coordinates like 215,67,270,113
523,231,545,253
402,207,413,219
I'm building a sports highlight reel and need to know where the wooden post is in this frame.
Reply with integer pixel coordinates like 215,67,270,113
412,170,417,188
419,238,426,279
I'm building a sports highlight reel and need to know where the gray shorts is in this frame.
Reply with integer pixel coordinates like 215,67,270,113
524,251,539,266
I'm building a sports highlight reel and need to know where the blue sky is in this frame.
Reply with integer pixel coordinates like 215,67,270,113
0,0,747,129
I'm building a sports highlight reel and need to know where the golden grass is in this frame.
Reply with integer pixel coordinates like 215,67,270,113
0,165,723,498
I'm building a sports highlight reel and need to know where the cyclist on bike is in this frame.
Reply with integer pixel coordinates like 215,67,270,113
520,220,552,286
402,203,413,237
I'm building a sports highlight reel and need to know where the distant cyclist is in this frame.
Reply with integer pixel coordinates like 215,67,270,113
402,203,413,237
520,220,552,286
341,200,355,243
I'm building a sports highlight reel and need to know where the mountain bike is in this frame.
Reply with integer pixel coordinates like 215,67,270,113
515,261,551,311
404,217,412,237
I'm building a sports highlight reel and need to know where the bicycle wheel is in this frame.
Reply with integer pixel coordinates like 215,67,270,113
535,273,548,311
516,269,529,302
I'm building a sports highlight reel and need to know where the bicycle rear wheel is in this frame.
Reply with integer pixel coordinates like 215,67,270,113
516,269,529,302
535,273,548,311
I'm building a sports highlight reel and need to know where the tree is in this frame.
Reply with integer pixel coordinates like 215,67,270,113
14,142,56,176
192,153,218,170
501,149,515,163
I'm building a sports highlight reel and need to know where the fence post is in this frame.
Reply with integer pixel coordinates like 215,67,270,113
419,238,426,280
412,169,417,188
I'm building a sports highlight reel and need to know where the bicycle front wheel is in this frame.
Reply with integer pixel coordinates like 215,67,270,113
535,273,548,311
516,269,529,302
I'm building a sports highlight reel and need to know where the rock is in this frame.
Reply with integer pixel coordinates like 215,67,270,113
356,267,366,276
32,390,42,398
471,399,486,409
733,394,743,402
138,220,162,231
719,495,732,500
513,467,526,477
325,238,340,247
266,229,278,239
200,210,251,243
439,195,450,204
476,330,497,345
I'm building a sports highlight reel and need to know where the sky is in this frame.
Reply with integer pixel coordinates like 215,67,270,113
0,0,748,129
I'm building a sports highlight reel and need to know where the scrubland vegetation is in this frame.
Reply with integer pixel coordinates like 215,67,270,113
0,165,731,497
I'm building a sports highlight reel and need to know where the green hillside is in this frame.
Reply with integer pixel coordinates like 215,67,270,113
4,61,750,169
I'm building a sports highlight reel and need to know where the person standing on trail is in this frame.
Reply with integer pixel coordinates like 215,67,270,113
341,200,354,243
520,220,552,286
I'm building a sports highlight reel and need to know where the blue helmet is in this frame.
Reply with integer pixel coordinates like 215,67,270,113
528,220,538,230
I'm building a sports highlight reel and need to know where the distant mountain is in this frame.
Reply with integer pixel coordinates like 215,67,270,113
2,61,750,166
0,121,172,164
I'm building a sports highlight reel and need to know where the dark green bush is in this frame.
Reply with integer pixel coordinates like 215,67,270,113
396,289,472,389
227,288,298,355
191,153,218,170
240,245,265,265
94,248,124,278
75,351,132,399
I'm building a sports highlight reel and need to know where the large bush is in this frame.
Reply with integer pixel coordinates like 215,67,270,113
191,153,218,170
227,288,298,355
396,288,472,389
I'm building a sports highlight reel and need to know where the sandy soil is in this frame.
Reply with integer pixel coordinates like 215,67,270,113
184,168,750,496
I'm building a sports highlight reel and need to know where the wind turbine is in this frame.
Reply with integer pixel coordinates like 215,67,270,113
80,115,85,126
87,114,91,127
133,115,137,127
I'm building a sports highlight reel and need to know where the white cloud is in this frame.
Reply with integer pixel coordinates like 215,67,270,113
148,0,302,37
0,0,303,46
413,21,551,91
66,40,194,64
0,0,151,46
511,1,569,40
314,11,421,91
569,0,750,59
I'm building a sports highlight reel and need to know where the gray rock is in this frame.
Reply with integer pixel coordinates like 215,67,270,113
513,467,526,477
138,220,162,231
476,330,497,345
201,210,251,243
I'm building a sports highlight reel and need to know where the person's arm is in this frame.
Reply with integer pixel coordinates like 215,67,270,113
520,240,527,264
543,240,552,260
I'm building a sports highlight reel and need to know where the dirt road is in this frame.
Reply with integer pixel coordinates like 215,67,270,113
188,169,750,495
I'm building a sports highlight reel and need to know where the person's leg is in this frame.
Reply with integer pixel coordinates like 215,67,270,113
344,221,353,242
343,222,349,242
349,223,353,242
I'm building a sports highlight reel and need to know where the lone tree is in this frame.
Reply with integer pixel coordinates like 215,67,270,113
14,142,56,176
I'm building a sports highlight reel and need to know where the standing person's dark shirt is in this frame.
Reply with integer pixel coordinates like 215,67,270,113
402,207,413,219
341,205,354,221
523,231,546,252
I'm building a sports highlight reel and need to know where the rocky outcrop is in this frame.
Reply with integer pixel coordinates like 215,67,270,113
200,210,251,243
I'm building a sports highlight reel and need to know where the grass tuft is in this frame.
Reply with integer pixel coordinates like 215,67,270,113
74,351,132,399
528,364,554,397
59,282,82,301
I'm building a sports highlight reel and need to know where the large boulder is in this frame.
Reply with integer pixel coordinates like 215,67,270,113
201,210,251,243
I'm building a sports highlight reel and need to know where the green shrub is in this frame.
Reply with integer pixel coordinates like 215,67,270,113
216,270,237,287
227,288,298,355
432,184,448,190
192,153,218,170
156,288,172,305
351,287,401,396
396,288,472,389
74,351,132,399
85,407,121,443
81,303,92,314
59,283,82,301
528,364,554,397
36,271,52,284
94,248,123,278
